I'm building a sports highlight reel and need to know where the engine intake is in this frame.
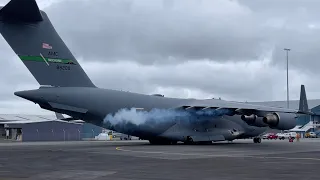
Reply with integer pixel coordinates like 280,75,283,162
241,114,268,127
263,112,296,130
263,113,279,126
241,114,256,123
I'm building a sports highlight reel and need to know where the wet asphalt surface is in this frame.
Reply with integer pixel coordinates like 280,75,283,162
0,139,319,180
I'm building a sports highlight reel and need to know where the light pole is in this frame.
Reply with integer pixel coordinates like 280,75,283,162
284,48,291,108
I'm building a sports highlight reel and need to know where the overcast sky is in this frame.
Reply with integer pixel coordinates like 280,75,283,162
1,0,320,115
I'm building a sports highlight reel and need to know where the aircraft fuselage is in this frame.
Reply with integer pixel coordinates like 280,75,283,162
14,87,267,142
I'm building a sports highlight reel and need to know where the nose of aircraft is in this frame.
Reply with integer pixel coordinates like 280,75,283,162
14,90,39,102
14,90,28,99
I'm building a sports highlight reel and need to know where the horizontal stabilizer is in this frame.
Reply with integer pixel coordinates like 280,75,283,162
55,112,65,120
0,0,43,22
55,112,80,121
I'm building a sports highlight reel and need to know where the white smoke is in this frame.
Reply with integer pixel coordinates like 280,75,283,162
103,107,235,128
104,108,191,125
195,108,234,116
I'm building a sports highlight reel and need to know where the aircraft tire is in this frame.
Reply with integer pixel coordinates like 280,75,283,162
257,138,261,143
184,136,194,145
253,137,261,143
149,140,158,145
170,141,178,145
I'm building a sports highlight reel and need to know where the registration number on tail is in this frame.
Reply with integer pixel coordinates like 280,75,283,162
56,65,70,71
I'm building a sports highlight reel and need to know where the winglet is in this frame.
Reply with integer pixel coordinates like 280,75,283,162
299,85,309,112
0,0,43,22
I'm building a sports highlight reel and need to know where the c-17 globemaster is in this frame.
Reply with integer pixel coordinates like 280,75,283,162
0,0,314,144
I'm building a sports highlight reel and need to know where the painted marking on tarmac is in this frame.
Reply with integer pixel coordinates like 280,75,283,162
115,147,320,161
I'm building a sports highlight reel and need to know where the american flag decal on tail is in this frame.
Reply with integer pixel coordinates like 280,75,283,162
42,43,52,49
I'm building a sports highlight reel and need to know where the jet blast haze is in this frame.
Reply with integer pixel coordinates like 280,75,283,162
103,108,236,141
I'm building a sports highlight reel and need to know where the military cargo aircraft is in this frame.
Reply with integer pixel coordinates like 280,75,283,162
0,0,313,144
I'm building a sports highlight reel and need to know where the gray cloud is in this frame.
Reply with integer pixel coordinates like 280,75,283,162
1,0,320,114
46,0,272,65
239,0,320,72
45,0,320,72
0,38,38,99
83,55,311,102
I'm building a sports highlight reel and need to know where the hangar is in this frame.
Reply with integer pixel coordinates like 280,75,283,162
0,114,103,142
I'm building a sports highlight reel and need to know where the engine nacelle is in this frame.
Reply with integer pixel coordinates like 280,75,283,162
241,114,268,127
262,112,296,130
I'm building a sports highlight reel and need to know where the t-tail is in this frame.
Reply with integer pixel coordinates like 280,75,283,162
299,85,308,112
0,0,95,87
298,84,314,115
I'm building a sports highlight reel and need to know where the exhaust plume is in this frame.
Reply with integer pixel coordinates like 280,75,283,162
103,107,235,135
104,107,234,126
104,108,191,125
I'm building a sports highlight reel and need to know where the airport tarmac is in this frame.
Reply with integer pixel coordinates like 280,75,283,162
0,139,320,180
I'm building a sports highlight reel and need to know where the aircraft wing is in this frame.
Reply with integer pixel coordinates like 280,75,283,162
176,85,312,116
175,99,298,116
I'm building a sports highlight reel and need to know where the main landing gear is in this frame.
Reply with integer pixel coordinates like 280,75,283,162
253,137,261,143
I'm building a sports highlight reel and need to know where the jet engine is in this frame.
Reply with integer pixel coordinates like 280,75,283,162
241,114,268,127
262,112,296,130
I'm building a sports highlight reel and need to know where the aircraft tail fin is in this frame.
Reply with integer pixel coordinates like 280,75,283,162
299,85,309,113
0,0,96,87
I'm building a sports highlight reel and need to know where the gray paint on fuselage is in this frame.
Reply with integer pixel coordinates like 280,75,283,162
15,86,268,140
14,86,298,118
